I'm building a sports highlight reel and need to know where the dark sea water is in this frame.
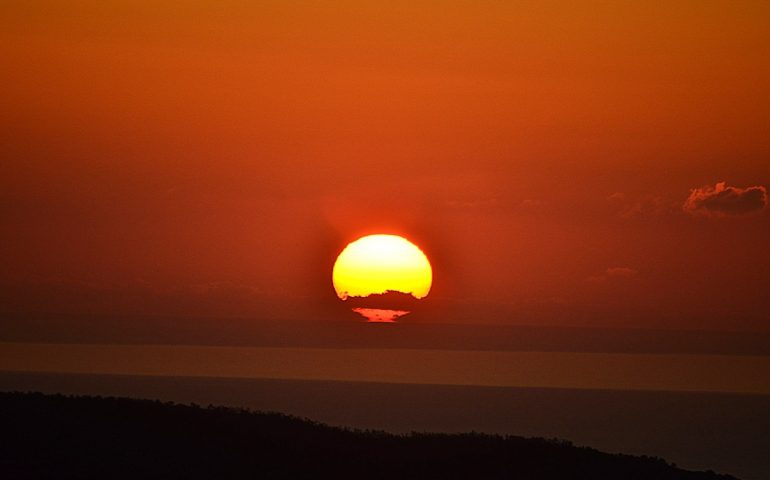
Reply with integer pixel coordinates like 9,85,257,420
1,371,768,480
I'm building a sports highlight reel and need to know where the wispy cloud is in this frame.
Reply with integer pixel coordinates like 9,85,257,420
608,192,673,218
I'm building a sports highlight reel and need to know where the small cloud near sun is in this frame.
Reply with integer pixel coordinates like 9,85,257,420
683,182,768,217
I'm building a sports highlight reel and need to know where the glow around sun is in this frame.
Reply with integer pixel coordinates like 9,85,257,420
332,234,432,300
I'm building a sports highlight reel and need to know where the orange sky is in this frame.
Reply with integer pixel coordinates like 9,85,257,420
1,1,769,331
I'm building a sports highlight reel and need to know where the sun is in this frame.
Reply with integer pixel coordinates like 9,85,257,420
332,234,432,304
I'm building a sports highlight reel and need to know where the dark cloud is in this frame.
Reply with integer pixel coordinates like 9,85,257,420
0,278,286,318
344,290,424,310
683,182,768,217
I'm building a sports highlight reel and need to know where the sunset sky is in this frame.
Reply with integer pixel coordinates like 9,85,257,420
2,1,769,331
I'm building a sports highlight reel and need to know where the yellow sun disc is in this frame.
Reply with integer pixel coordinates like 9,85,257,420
332,234,432,300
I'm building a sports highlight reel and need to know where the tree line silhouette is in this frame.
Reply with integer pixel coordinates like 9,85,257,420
0,392,737,479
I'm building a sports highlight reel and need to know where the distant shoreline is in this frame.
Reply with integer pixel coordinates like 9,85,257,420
3,342,770,394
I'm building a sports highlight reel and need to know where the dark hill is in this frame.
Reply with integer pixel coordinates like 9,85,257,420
0,392,737,479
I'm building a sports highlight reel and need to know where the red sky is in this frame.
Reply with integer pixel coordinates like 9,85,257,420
2,1,769,331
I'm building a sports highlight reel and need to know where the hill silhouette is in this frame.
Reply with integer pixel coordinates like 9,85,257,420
0,392,737,479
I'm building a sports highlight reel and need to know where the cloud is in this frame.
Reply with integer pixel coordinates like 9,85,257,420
0,278,277,318
608,192,673,218
683,182,768,217
606,267,638,278
343,290,423,309
586,267,638,283
519,199,545,208
446,197,498,209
